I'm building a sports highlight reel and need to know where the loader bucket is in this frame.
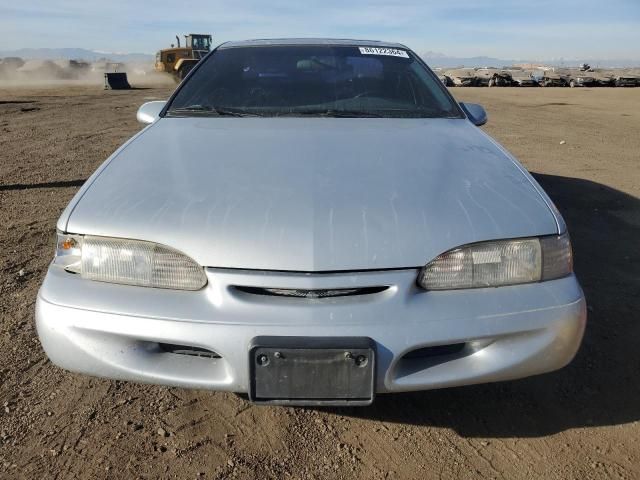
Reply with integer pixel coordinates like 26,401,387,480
104,72,131,90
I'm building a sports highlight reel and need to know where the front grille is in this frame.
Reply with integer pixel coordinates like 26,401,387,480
234,286,388,299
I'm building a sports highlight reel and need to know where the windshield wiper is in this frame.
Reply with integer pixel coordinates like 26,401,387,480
167,105,263,117
168,106,383,118
278,109,383,118
211,106,265,117
322,109,383,118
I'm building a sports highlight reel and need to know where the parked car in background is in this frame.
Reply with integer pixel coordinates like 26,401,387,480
509,69,539,86
37,38,586,406
588,69,617,87
558,69,597,88
539,71,568,87
613,70,639,87
475,68,514,87
443,68,477,86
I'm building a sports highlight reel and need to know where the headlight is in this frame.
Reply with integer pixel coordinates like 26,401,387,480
54,233,207,290
418,234,572,290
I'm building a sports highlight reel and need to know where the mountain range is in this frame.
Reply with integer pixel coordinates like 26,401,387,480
1,47,638,68
0,48,153,63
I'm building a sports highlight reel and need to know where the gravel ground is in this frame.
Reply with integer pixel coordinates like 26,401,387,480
0,85,639,479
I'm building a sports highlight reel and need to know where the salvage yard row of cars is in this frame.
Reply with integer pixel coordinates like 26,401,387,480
437,64,640,87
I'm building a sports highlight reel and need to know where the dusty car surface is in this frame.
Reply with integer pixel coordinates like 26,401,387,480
36,39,586,406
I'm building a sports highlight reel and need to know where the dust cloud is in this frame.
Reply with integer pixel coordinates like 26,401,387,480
0,58,175,88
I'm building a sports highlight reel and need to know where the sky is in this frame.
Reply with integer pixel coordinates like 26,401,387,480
1,0,639,60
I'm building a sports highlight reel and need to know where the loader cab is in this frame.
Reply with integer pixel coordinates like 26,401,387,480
185,34,212,59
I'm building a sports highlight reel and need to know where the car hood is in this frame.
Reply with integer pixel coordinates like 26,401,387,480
62,117,558,271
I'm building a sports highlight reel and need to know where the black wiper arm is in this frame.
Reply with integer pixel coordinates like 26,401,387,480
212,106,264,117
167,105,263,117
279,109,383,118
322,109,383,118
168,104,212,113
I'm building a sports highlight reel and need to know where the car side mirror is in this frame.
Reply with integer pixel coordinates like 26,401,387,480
459,102,488,126
136,101,167,125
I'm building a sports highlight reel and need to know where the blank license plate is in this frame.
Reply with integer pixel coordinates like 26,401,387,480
249,337,375,406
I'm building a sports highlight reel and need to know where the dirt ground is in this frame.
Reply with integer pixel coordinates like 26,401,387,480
0,84,639,480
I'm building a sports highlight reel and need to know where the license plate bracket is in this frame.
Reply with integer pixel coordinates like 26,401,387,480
248,336,376,406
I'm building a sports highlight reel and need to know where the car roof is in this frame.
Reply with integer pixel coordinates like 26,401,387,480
218,38,409,49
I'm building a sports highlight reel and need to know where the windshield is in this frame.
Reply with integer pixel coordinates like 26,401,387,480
167,45,462,118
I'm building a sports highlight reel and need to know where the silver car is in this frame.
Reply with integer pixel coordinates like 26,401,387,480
36,39,586,406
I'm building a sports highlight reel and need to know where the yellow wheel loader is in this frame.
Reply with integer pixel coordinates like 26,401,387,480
155,34,212,82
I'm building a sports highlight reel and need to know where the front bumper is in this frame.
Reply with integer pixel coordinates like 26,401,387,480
36,267,586,395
